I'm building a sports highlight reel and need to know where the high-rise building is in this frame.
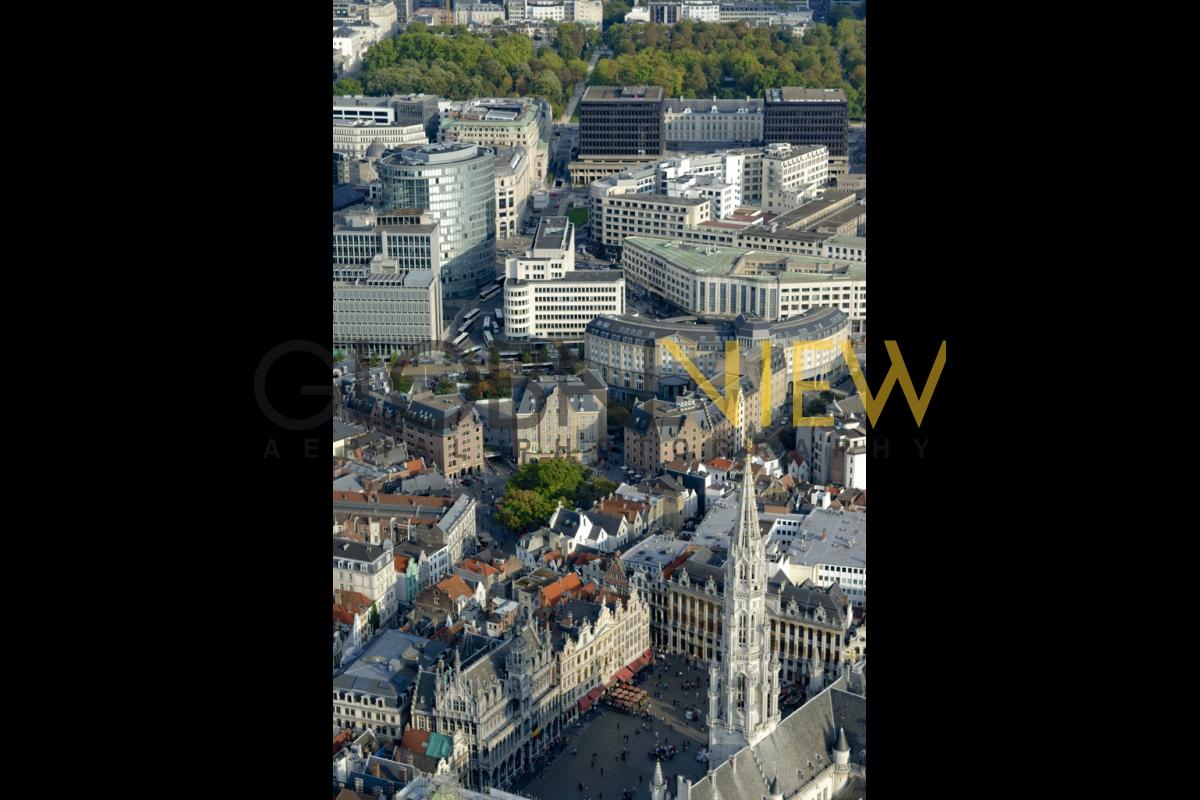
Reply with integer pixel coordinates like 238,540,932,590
333,256,443,357
377,143,497,298
763,87,849,165
707,453,783,766
579,86,665,157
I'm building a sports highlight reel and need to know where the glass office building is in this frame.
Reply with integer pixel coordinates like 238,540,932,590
377,142,496,299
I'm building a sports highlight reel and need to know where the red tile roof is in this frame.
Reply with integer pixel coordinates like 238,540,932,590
460,558,500,576
400,727,431,754
395,556,411,572
661,550,693,581
540,573,582,607
598,498,647,522
707,458,733,471
333,729,353,754
436,575,474,602
430,619,466,643
333,590,373,625
378,494,453,510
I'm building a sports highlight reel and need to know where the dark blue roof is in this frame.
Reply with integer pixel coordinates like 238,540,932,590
334,185,366,211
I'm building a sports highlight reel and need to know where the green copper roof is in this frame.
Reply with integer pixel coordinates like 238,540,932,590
426,731,454,759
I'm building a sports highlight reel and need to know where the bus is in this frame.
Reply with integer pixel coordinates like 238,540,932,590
482,315,491,331
499,351,521,361
494,308,503,323
451,331,469,347
461,345,482,356
457,320,474,334
462,308,481,324
479,286,500,301
483,330,495,347
522,362,555,372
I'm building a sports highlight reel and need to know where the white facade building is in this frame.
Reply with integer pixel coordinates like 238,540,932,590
664,97,763,148
665,174,742,220
494,146,532,240
333,26,369,73
570,0,603,25
439,97,550,188
762,143,830,212
333,119,428,158
455,2,507,25
503,217,625,339
332,538,399,625
525,0,566,22
649,1,721,23
620,236,866,331
800,416,867,489
770,508,866,608
333,1,400,38
590,177,712,253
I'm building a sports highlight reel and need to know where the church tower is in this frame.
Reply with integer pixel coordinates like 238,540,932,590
807,638,824,696
651,758,669,800
707,443,782,766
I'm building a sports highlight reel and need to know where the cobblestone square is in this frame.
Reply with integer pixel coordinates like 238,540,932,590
517,653,714,800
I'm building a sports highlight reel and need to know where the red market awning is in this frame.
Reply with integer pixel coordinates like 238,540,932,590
615,667,634,682
587,686,604,701
579,696,593,711
628,660,644,674
643,649,654,662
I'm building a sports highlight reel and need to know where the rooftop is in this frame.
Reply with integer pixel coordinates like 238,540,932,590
767,87,849,104
582,85,665,103
772,508,866,569
665,97,764,114
585,307,847,346
508,269,624,288
333,631,448,700
378,141,482,166
533,216,570,252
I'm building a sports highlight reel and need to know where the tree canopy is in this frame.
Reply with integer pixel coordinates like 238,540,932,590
495,459,617,533
495,488,558,534
343,24,599,120
597,18,866,118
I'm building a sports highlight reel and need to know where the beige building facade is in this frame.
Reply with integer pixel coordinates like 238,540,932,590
439,98,550,187
503,217,625,339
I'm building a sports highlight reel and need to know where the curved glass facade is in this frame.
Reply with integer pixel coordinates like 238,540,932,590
378,143,496,299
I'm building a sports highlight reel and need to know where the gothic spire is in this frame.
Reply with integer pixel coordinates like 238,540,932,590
736,440,759,550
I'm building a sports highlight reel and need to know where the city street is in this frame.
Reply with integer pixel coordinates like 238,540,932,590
517,652,714,800
558,47,608,124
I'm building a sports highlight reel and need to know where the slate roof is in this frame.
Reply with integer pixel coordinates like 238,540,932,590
550,510,585,536
687,681,865,800
333,631,448,701
589,511,625,538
